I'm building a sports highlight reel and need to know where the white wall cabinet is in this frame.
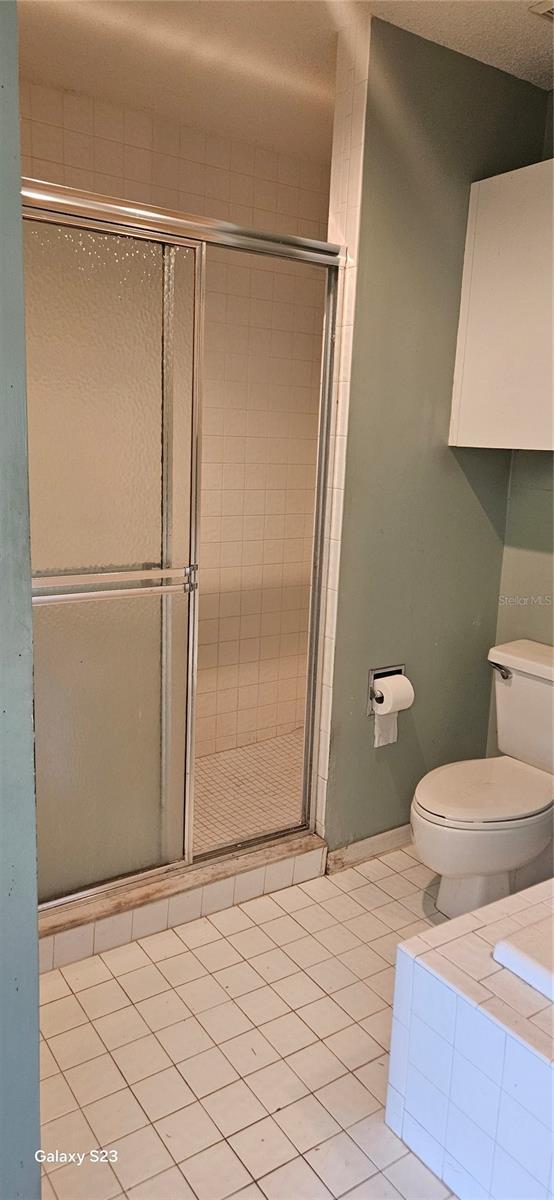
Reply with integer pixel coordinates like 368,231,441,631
449,159,553,450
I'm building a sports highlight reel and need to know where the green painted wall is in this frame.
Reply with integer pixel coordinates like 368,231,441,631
0,3,40,1195
496,452,553,646
326,20,547,850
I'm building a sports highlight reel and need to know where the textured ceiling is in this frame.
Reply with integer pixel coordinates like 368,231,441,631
367,1,553,91
18,1,553,165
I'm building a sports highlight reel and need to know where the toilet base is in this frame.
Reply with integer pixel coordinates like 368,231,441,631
436,871,510,919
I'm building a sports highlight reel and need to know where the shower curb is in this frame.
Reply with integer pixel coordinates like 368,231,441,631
38,832,327,972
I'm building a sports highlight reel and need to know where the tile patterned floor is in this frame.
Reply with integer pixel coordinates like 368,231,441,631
39,843,459,1200
193,729,304,856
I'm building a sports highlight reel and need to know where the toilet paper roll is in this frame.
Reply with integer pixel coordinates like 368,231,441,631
374,674,415,715
373,675,414,748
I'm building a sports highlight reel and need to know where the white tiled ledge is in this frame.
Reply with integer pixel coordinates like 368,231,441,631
39,834,327,974
386,879,554,1200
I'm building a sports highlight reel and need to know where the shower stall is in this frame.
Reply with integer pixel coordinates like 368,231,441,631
22,181,338,906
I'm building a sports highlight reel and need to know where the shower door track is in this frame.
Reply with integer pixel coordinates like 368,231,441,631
22,178,340,911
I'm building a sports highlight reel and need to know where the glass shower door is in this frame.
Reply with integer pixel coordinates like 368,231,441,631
24,220,197,902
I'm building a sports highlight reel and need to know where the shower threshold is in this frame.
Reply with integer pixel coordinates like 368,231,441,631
38,829,327,971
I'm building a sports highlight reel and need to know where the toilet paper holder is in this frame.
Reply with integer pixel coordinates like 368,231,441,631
367,664,406,716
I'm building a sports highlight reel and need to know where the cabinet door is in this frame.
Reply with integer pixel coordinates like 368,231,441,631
449,159,553,450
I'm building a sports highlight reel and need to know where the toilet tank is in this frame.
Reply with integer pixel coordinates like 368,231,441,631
489,640,554,775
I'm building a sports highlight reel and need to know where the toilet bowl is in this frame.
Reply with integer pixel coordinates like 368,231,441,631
411,640,554,919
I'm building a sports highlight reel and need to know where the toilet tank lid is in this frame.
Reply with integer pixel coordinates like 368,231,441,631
488,640,554,682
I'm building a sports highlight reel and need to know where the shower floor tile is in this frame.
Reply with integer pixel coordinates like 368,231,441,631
193,728,305,857
39,840,458,1200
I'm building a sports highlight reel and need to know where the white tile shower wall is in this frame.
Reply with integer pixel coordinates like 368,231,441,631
387,882,554,1199
19,81,329,242
197,248,326,757
314,12,372,837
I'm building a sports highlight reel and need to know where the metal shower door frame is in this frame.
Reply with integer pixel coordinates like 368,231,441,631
22,179,340,900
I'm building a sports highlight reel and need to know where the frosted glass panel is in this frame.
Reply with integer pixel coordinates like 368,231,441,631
24,222,164,573
34,593,187,902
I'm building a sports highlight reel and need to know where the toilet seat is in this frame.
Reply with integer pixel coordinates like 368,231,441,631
414,755,553,828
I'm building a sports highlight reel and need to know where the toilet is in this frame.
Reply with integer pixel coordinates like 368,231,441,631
411,640,554,919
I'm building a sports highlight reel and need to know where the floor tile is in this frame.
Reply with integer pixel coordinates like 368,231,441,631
46,1157,120,1199
40,1110,97,1167
61,956,112,993
369,969,395,1005
178,1045,239,1097
108,1125,173,1190
285,1042,347,1091
299,877,341,904
93,1006,150,1050
306,1131,376,1197
230,1115,296,1178
178,974,229,1013
346,1172,404,1198
259,1155,333,1200
209,908,255,936
40,996,88,1039
355,1055,390,1104
138,929,185,962
298,996,352,1038
84,1087,149,1144
112,1034,172,1083
194,938,244,972
272,972,325,1010
333,981,387,1021
135,989,190,1031
376,874,419,901
78,981,130,1021
176,917,223,950
157,1016,214,1062
126,1166,196,1199
332,869,370,895
40,1041,60,1080
158,951,208,987
294,905,339,935
324,1026,384,1071
287,937,333,969
221,1028,280,1076
40,970,71,1006
306,958,359,994
337,948,389,983
349,1109,409,1170
240,896,284,924
155,1100,222,1162
273,1093,340,1151
246,1059,309,1113
249,948,298,983
215,962,266,999
370,902,416,932
203,1078,268,1136
261,1011,316,1055
229,927,276,959
345,914,390,944
196,1000,254,1043
383,1151,450,1199
131,1067,195,1121
322,895,366,923
316,1073,380,1126
355,860,394,884
40,1074,78,1123
269,885,313,914
48,1023,106,1070
118,965,170,1004
378,850,415,873
64,1052,126,1105
359,1009,392,1052
237,985,290,1025
181,1139,252,1200
263,915,306,946
101,943,151,976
